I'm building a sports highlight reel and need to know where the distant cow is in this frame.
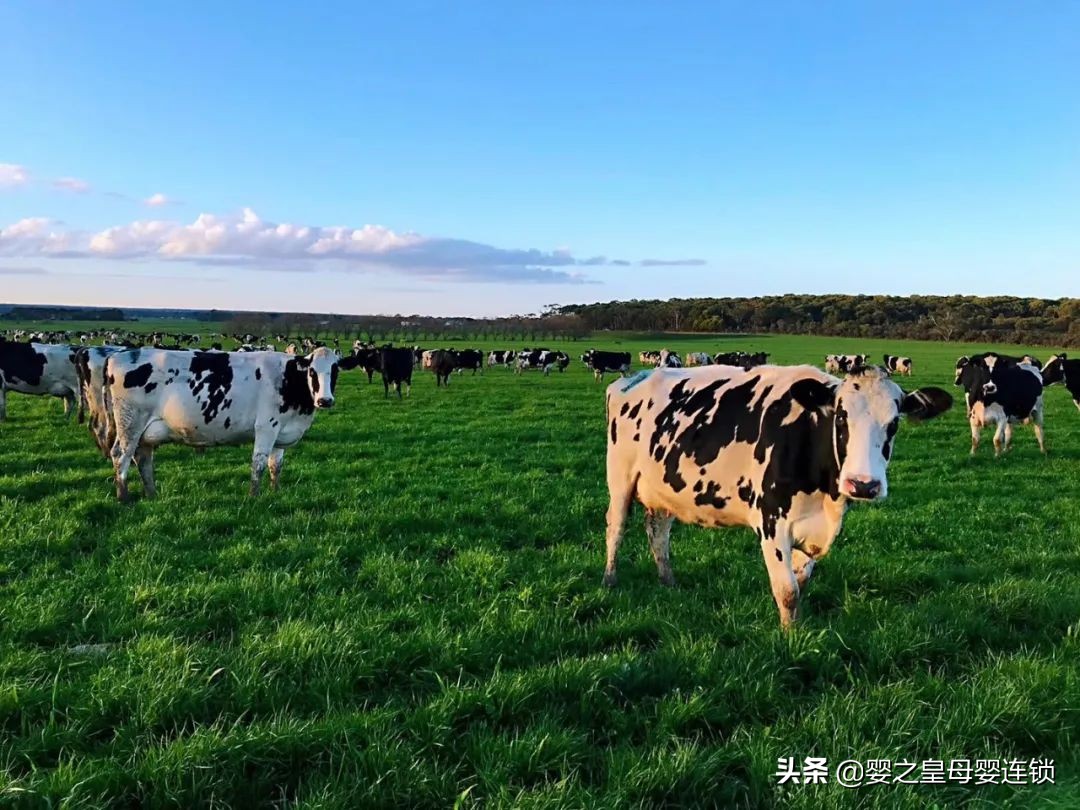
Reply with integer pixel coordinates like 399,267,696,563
685,352,712,367
582,349,632,381
0,338,79,421
639,350,661,367
658,349,682,368
454,349,484,374
955,354,1045,456
713,351,769,369
517,349,569,375
378,347,414,398
348,348,381,383
603,364,951,626
1041,354,1080,411
102,347,340,500
883,355,913,376
825,354,868,374
427,349,457,386
488,350,516,368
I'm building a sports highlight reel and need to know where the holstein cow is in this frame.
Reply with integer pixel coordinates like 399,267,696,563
488,350,516,368
102,347,340,500
685,352,712,367
883,355,913,376
955,354,1045,456
713,351,769,370
602,364,951,626
0,339,79,421
658,349,682,368
516,349,569,375
378,347,414,398
825,354,868,374
582,349,632,382
1041,354,1080,411
639,350,661,367
454,349,484,375
74,345,126,455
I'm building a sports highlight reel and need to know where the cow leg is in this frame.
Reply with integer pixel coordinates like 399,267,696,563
110,437,139,502
268,449,286,491
645,508,676,586
790,548,815,590
250,433,276,496
135,445,156,498
760,529,800,628
406,381,411,398
969,419,981,455
993,422,1007,457
603,477,636,588
62,391,76,419
1032,406,1046,454
0,387,6,421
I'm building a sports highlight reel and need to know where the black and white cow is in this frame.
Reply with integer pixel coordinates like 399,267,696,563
1041,354,1080,411
488,350,516,368
883,355,913,376
713,351,769,369
685,352,712,367
425,349,457,386
825,354,868,374
74,345,126,455
378,347,414,398
955,354,1045,456
658,350,682,368
602,364,951,626
0,339,79,421
102,347,340,500
348,347,381,383
582,350,632,381
454,349,484,374
516,349,569,375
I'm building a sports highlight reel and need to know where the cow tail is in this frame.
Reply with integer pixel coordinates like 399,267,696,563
101,356,117,455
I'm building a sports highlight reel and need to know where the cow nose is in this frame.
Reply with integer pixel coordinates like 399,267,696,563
844,477,882,500
317,397,334,408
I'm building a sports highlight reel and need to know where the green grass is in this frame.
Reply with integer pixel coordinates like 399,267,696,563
1,330,1079,808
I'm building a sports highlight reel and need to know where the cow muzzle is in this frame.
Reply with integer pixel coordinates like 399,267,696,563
843,476,882,501
316,397,335,409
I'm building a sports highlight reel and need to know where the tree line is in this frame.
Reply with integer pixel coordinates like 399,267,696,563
557,295,1080,347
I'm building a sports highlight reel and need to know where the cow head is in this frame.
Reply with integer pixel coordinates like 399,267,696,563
806,366,952,502
291,346,340,409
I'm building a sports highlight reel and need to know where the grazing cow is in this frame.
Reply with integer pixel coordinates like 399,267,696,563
1041,354,1080,411
603,364,951,626
582,349,632,381
74,345,125,455
685,352,712,367
825,354,868,374
883,355,913,376
102,347,340,500
639,350,661,367
0,339,79,421
713,351,769,369
379,347,414,398
427,349,457,386
454,349,484,374
955,354,1045,456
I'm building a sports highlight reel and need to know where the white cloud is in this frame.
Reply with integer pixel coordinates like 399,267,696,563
0,207,705,284
52,176,92,193
144,192,174,207
0,163,30,187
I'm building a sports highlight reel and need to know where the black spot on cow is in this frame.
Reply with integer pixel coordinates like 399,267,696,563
693,480,703,493
694,480,728,509
280,357,315,414
628,401,641,419
633,433,640,442
143,382,157,394
610,418,618,444
775,548,783,561
123,363,153,389
255,367,262,380
188,351,234,424
882,417,899,460
620,402,630,416
224,417,231,430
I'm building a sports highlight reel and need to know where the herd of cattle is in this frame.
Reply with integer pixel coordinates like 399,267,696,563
2,331,1079,625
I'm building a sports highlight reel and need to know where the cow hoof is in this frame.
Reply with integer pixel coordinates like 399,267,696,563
602,572,618,588
658,572,676,588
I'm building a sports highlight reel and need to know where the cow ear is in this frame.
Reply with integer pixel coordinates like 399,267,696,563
790,378,835,413
901,387,953,421
338,354,361,371
956,356,970,367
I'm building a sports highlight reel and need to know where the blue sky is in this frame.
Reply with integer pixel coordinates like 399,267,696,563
2,1,1078,316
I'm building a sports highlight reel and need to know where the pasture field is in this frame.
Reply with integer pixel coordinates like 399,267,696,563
2,329,1079,808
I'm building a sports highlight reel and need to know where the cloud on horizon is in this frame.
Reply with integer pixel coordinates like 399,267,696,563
0,208,705,284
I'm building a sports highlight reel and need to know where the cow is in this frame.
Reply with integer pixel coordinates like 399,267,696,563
488,350,516,368
658,349,682,368
883,355,913,376
685,352,712,367
602,364,952,627
0,339,79,421
955,354,1045,456
101,347,341,500
516,349,569,375
1041,354,1080,411
713,351,769,369
348,347,381,383
74,345,126,455
582,350,632,382
378,347,414,398
825,354,868,374
953,353,1041,412
454,349,484,374
427,349,457,386
639,350,661,367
